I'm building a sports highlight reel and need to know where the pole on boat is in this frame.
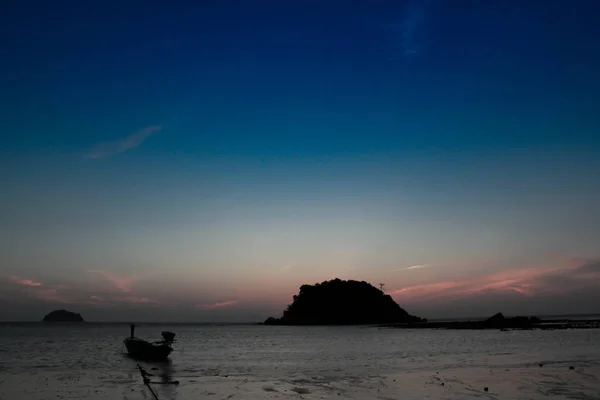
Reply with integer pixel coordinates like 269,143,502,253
130,324,135,338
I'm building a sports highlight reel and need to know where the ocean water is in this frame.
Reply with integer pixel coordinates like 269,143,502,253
1,323,599,400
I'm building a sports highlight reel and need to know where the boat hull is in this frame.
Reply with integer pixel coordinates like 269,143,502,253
124,338,173,361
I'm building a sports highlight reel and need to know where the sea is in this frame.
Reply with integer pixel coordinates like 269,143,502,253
1,322,599,400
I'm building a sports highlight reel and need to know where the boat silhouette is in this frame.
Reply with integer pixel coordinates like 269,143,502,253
124,324,176,361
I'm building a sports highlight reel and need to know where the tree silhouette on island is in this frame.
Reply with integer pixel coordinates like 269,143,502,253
263,278,425,325
42,309,84,322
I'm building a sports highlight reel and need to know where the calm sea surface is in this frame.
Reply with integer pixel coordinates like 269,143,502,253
1,323,599,399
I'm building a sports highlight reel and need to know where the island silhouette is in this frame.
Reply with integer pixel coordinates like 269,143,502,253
262,279,600,330
263,278,425,325
42,309,84,322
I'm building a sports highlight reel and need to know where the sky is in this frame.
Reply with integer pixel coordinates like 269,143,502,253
1,0,600,322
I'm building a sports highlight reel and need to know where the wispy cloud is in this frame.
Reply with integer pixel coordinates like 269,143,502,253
374,0,436,59
197,300,237,310
87,125,162,159
36,288,70,303
88,270,139,293
2,272,163,308
387,259,599,304
8,276,43,287
280,264,294,272
398,0,426,56
121,296,159,304
395,264,432,271
85,294,159,307
2,275,72,303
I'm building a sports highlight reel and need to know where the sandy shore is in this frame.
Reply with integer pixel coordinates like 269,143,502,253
2,361,599,400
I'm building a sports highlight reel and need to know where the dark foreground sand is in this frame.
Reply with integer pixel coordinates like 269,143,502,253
2,362,599,400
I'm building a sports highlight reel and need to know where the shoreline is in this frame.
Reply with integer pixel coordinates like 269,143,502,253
2,360,598,400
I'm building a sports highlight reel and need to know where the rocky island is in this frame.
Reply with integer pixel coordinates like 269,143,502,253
263,278,425,325
42,309,84,322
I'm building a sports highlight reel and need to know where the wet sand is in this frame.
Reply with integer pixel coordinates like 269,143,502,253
2,362,599,400
3,324,600,400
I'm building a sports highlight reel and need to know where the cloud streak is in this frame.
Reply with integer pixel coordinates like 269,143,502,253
398,0,427,56
122,296,159,304
88,270,139,293
8,276,43,287
396,264,432,271
388,259,599,305
87,125,162,159
1,273,161,308
1,275,73,303
197,300,237,310
375,0,436,59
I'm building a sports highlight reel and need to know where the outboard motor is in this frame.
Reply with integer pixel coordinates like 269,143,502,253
161,331,176,344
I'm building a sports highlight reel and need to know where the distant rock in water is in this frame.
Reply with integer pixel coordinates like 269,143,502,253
485,312,505,327
263,278,425,325
483,312,541,329
42,309,84,322
381,312,547,330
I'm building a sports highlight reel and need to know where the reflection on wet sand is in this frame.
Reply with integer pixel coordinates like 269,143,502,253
128,356,180,399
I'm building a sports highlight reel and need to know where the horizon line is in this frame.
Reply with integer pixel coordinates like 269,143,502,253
3,312,600,325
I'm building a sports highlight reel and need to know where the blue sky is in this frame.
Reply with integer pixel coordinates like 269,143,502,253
1,0,600,321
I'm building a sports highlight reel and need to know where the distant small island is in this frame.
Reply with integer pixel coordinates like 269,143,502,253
263,278,425,325
42,309,84,322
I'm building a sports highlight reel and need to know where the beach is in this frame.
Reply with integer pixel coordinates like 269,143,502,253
1,323,599,399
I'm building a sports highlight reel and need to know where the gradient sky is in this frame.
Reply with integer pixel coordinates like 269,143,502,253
1,0,600,322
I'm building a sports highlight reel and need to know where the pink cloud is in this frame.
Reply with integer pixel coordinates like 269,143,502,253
197,300,237,310
2,273,164,307
2,275,69,303
88,270,139,293
35,288,71,303
87,125,162,159
387,260,596,305
9,276,43,287
84,295,160,308
121,296,159,304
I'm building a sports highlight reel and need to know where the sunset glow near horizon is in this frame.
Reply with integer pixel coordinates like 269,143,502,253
2,1,600,322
